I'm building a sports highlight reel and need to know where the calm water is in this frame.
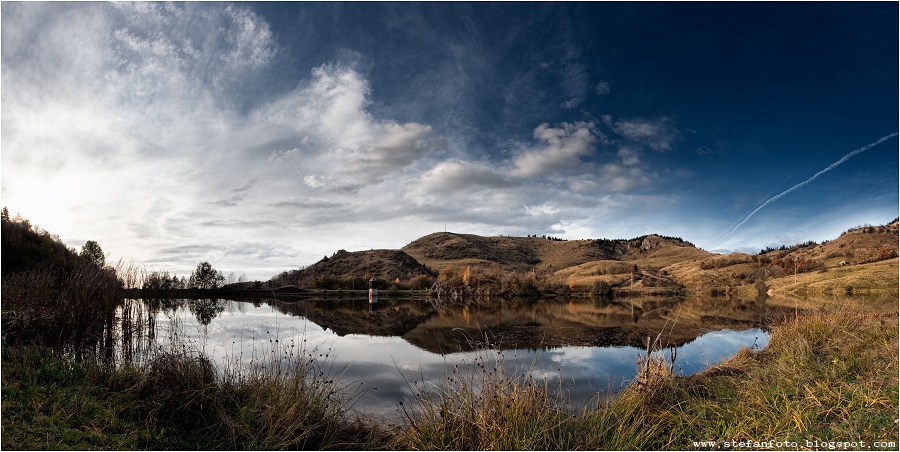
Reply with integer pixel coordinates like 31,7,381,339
119,296,772,420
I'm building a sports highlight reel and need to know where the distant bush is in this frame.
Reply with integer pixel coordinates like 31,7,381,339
409,274,435,290
431,265,542,305
590,280,611,297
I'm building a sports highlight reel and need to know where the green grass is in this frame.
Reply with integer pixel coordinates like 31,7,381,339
1,345,151,449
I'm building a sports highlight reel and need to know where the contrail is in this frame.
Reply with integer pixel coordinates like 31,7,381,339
715,132,898,246
710,171,801,246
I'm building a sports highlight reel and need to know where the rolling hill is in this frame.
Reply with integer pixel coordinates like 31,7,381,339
273,249,433,288
271,220,899,295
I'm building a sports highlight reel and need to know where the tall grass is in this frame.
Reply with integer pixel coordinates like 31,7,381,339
1,259,122,352
393,346,580,450
215,339,380,449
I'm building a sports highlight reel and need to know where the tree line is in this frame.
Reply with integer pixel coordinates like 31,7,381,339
140,262,242,291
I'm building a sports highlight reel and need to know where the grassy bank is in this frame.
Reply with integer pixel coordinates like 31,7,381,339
1,342,385,450
4,304,896,450
589,309,899,449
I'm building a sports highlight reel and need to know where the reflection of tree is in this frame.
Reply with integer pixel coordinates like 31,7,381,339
189,298,226,326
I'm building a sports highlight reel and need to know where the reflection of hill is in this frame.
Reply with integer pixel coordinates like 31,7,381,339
268,299,436,337
401,297,791,354
264,296,793,354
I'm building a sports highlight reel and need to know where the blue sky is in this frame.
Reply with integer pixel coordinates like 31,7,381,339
2,2,897,280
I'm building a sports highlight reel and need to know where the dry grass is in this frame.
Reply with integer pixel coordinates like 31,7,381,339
391,346,578,450
582,308,900,450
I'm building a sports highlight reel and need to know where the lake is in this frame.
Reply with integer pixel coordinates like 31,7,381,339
114,295,779,420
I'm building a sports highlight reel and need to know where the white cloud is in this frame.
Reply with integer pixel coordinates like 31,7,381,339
567,178,601,193
269,148,303,164
418,159,512,192
256,65,374,151
344,122,436,183
222,5,276,70
560,62,589,107
560,98,581,109
303,175,324,189
512,122,602,178
599,164,652,193
526,203,560,216
550,221,594,240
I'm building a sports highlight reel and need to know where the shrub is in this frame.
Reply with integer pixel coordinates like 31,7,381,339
591,280,612,297
409,274,435,290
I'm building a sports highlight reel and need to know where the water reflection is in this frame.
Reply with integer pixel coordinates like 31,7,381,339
101,296,781,419
189,298,227,326
267,295,779,353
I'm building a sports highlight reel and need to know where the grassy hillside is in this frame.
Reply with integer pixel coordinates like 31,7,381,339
273,220,898,295
272,249,433,289
765,258,899,295
401,232,703,275
664,220,899,295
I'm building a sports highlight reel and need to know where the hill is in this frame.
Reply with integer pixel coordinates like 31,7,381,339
271,220,898,295
1,211,121,348
272,249,433,289
401,232,704,273
402,233,616,272
1,211,83,277
549,235,711,292
664,220,899,295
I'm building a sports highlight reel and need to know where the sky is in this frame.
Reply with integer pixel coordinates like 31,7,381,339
2,2,898,280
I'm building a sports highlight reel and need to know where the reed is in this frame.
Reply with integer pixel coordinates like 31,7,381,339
1,259,122,352
214,338,382,450
392,343,584,450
